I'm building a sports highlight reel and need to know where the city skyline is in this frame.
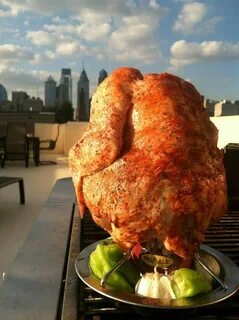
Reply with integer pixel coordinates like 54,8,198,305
1,65,238,104
0,67,107,106
0,66,107,109
0,0,239,108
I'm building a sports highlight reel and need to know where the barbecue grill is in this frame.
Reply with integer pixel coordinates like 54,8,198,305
61,205,239,320
0,178,238,320
65,145,239,320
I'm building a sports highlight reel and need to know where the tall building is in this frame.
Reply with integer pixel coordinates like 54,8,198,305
204,98,219,117
60,68,72,103
12,91,43,112
98,69,108,85
77,68,90,121
56,83,69,105
44,75,56,107
214,99,239,117
0,84,8,102
23,97,44,112
12,91,29,111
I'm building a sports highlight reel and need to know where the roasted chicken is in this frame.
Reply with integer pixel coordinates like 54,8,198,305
69,67,227,265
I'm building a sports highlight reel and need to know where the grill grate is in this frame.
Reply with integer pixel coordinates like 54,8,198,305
78,211,239,320
204,212,239,265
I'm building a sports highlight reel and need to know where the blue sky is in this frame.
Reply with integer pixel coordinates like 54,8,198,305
0,0,239,108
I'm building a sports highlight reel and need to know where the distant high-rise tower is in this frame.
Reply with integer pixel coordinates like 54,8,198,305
0,84,7,102
12,91,29,111
98,69,108,85
77,68,90,121
56,83,69,105
60,68,72,103
44,75,56,107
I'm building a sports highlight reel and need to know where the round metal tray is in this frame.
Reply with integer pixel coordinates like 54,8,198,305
75,240,239,309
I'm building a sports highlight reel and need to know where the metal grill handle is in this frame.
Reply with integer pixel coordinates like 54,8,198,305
100,250,131,288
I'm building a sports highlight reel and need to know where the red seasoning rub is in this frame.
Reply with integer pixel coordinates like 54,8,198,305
69,67,227,267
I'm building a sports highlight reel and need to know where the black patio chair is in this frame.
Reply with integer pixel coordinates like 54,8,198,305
1,122,29,168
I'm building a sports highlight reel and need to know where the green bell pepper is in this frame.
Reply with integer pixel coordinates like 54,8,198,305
171,268,212,298
89,239,140,293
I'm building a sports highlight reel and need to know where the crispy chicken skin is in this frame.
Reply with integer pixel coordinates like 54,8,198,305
69,67,227,263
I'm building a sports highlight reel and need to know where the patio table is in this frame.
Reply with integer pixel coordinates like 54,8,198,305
0,176,25,204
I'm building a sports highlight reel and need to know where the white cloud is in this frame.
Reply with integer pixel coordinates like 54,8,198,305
173,2,222,35
170,40,239,68
0,8,14,17
0,27,19,34
26,30,57,47
44,50,57,60
0,2,24,17
43,24,78,34
44,41,87,59
0,4,167,113
24,1,168,65
149,0,160,9
27,28,92,60
51,15,66,24
109,12,162,63
43,21,110,43
111,15,157,49
31,53,41,64
25,11,111,53
112,44,161,64
107,2,168,63
84,46,108,61
173,0,194,3
0,0,131,16
173,2,206,33
0,44,36,66
0,66,56,99
55,42,80,56
72,9,112,41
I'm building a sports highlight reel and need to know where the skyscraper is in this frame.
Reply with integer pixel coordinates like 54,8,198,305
12,91,29,111
98,69,108,85
0,84,7,102
60,68,72,103
56,83,69,105
44,75,56,107
77,68,90,121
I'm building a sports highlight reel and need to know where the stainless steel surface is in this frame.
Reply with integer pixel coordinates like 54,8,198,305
195,251,228,290
75,240,239,309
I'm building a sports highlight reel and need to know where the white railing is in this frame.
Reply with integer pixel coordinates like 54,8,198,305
35,116,238,156
35,121,88,155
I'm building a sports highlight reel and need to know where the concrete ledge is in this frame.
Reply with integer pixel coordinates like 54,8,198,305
0,177,75,320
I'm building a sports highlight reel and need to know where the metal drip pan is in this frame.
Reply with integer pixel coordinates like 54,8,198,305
75,241,239,309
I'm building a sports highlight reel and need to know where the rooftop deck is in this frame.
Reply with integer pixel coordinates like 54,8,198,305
0,153,71,288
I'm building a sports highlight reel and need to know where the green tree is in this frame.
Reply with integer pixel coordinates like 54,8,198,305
43,106,57,112
55,101,74,123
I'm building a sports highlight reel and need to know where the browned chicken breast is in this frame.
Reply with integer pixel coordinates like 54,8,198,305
69,67,227,264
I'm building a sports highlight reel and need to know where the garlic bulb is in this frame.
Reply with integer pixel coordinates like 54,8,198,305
135,271,176,299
